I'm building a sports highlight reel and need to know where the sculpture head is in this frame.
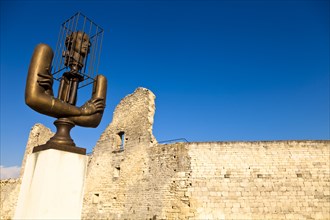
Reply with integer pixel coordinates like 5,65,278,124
67,31,90,56
64,31,91,72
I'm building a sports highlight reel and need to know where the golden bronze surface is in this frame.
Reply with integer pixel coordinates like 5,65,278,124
25,31,107,154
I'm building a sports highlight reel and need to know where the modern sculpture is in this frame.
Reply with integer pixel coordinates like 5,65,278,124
14,13,104,219
25,12,107,155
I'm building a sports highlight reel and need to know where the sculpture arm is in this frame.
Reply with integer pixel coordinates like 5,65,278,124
25,44,84,118
69,74,107,127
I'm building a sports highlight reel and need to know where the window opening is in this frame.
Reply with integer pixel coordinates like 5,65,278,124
114,166,120,178
118,132,125,151
93,193,100,204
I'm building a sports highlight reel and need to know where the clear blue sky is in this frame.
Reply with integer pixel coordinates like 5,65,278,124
1,0,329,167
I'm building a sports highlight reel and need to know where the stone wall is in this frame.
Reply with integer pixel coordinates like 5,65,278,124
81,140,329,219
0,124,53,220
0,179,20,220
82,87,160,219
81,88,330,219
1,88,329,220
186,141,330,220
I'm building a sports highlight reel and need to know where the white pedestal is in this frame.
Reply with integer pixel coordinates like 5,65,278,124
14,149,88,220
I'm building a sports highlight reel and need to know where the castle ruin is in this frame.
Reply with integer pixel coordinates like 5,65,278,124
1,87,329,219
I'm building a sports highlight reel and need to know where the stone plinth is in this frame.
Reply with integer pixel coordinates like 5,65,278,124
14,149,87,220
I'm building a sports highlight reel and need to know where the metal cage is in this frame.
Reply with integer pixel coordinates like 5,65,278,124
52,12,104,88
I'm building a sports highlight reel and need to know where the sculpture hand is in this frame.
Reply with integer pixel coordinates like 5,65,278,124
37,68,54,96
80,98,105,116
68,75,107,128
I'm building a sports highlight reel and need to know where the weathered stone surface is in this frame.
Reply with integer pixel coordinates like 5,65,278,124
0,179,20,220
98,87,157,146
82,87,159,219
81,88,330,219
0,123,54,220
186,141,330,220
81,139,330,219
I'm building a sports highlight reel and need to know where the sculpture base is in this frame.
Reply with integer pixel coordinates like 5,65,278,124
33,142,86,155
32,118,86,155
14,149,87,219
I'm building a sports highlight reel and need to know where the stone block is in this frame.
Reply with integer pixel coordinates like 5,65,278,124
14,149,87,220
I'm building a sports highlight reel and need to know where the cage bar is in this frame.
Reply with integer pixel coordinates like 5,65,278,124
52,12,104,88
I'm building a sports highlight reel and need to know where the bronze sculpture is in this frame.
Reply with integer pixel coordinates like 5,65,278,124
25,14,107,155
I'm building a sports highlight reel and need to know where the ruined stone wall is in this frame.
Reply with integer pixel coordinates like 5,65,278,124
98,87,156,146
82,87,160,219
82,140,329,220
186,141,330,220
2,88,329,220
82,88,330,219
0,179,20,220
0,124,53,220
